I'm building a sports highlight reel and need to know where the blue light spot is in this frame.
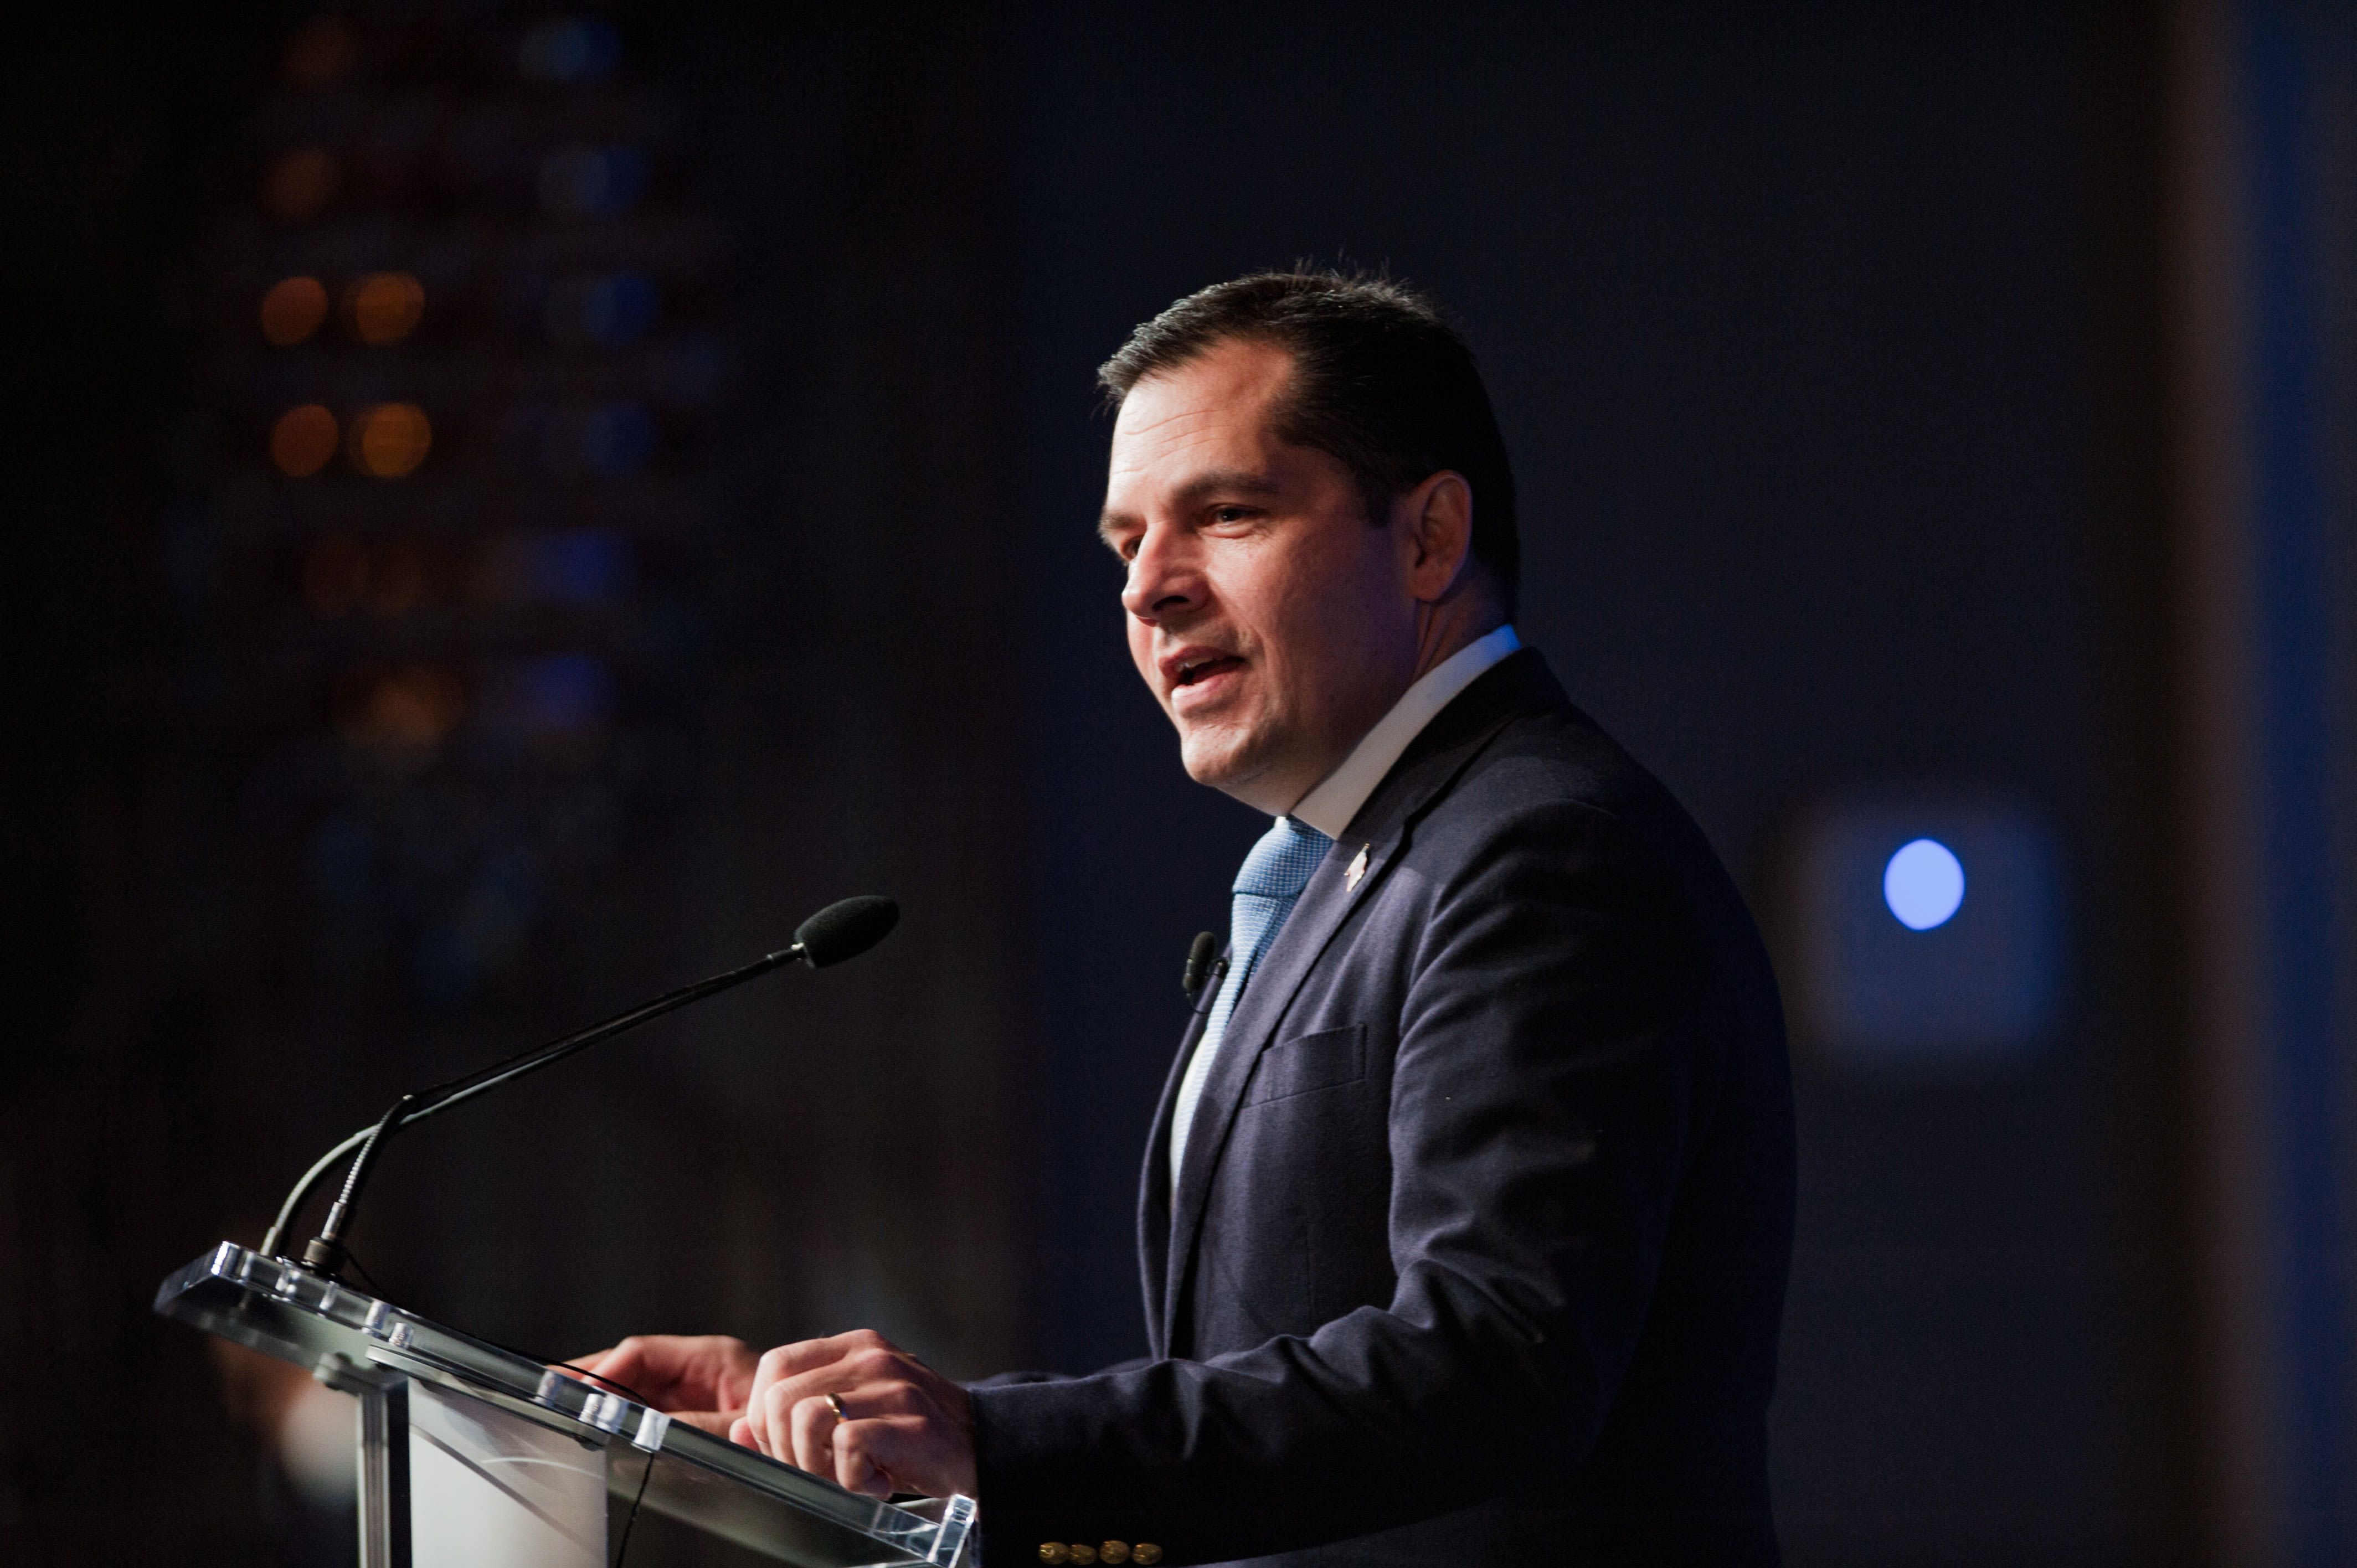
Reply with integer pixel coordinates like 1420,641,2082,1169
597,148,648,212
584,401,654,474
1884,838,1966,930
529,529,632,604
584,274,657,347
307,814,374,908
520,652,611,731
538,145,647,218
519,19,621,84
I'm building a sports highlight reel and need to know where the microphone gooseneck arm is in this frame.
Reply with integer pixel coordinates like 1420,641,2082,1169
302,1092,423,1276
280,942,801,1271
263,1129,370,1261
265,894,900,1271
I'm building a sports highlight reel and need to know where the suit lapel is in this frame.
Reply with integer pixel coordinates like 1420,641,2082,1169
1161,834,1368,1342
1155,648,1569,1349
1138,1000,1208,1360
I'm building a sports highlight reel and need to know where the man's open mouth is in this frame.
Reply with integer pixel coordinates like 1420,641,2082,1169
1174,654,1242,687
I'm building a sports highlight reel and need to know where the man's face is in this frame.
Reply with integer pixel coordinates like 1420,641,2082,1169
1099,338,1424,814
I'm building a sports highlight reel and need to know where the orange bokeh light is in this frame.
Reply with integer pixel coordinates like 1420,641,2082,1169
261,276,329,345
271,405,340,477
336,664,465,747
370,541,425,616
349,403,432,478
303,533,367,615
303,535,426,617
264,147,338,222
344,272,425,345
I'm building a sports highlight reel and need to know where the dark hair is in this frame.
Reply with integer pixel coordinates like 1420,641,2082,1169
1098,269,1519,615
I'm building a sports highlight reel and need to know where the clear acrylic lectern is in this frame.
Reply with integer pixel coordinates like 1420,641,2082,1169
157,1241,977,1568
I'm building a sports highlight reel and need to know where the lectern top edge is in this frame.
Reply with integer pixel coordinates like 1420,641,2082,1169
157,1241,977,1568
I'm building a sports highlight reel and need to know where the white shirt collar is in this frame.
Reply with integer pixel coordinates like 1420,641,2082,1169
1287,625,1521,840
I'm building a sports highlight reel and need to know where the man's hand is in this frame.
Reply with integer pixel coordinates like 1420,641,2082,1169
732,1329,976,1500
571,1334,759,1437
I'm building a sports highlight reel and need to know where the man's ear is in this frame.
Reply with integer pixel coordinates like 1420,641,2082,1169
1404,471,1474,604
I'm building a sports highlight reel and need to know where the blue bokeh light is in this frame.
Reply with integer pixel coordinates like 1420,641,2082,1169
584,401,655,474
529,529,632,604
1884,838,1966,930
519,652,612,731
519,19,621,84
585,273,657,346
538,145,647,218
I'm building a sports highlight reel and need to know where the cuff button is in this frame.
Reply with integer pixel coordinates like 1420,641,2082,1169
1038,1547,1071,1565
1071,1548,1099,1565
1099,1545,1130,1565
1133,1548,1163,1566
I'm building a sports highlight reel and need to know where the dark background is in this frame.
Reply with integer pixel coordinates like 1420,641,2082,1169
0,2,2340,1565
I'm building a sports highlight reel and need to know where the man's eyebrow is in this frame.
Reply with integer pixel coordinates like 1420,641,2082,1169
1096,468,1285,546
1173,467,1284,504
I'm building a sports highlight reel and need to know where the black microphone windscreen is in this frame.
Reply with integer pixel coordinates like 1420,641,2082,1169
795,895,899,968
1184,931,1218,996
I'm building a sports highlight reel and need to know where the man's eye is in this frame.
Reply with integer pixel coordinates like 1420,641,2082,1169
1212,506,1251,523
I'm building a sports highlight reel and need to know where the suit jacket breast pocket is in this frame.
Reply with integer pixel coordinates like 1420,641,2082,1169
1242,1023,1367,1107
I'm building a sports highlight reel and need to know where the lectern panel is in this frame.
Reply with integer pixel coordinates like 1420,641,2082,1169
410,1379,607,1568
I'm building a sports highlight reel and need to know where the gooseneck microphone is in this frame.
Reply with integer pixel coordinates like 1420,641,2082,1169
263,895,899,1273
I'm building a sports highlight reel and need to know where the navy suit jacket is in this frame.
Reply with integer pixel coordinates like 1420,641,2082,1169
971,650,1795,1566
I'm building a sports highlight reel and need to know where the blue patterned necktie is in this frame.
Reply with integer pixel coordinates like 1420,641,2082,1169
1169,814,1335,1187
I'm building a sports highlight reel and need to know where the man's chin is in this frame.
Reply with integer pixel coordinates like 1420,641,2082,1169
1177,731,1258,793
1178,746,1242,791
1177,730,1299,813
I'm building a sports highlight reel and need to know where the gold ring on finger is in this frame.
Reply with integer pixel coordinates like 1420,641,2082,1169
825,1391,848,1421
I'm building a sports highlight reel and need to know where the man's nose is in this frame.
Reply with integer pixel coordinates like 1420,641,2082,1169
1120,525,1203,623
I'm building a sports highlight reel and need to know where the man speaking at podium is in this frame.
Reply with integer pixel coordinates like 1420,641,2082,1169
589,273,1795,1566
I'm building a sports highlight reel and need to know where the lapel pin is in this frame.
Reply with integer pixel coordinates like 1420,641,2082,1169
1345,844,1370,891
